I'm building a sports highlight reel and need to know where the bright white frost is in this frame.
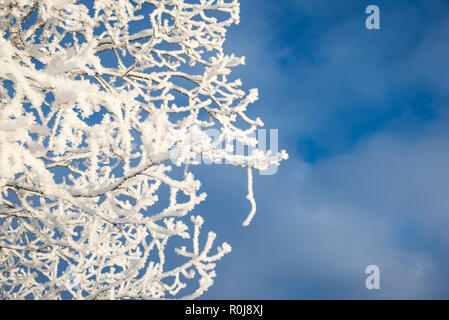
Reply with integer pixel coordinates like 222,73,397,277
0,0,287,299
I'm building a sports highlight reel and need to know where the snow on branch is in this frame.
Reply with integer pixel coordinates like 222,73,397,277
0,0,287,299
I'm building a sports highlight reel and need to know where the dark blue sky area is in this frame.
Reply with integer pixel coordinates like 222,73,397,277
194,0,449,299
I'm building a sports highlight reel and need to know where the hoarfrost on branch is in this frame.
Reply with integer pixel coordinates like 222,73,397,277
0,0,287,299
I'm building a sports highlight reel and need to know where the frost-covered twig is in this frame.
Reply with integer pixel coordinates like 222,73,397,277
0,0,287,299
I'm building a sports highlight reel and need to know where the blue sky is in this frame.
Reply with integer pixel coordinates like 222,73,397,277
3,0,448,299
191,0,449,299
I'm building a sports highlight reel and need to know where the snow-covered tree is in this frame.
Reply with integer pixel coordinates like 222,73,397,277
0,0,287,299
